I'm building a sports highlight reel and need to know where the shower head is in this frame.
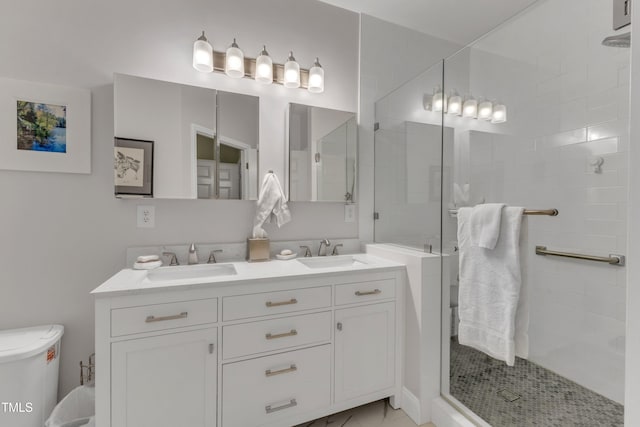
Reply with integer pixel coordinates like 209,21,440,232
602,32,631,48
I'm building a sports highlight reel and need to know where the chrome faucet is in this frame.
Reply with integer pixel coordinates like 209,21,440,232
299,245,312,257
188,244,198,265
162,252,179,266
207,249,223,264
331,244,343,256
318,239,331,256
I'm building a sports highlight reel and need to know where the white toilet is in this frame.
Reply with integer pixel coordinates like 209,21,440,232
0,325,64,427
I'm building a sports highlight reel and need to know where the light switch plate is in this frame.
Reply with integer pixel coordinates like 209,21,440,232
137,205,155,228
344,204,356,223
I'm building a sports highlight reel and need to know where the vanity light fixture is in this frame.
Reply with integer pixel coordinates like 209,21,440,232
462,96,478,118
478,100,494,121
491,102,507,123
192,31,213,73
191,33,323,92
432,86,447,113
447,91,462,115
255,46,273,84
284,51,301,88
308,58,324,93
225,38,245,78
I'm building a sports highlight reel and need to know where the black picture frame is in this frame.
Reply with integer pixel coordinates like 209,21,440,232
114,137,154,197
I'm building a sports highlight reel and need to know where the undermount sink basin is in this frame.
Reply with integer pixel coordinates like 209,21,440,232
146,263,237,283
296,255,367,269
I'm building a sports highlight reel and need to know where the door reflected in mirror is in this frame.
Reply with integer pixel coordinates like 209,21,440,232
114,74,259,200
288,103,357,202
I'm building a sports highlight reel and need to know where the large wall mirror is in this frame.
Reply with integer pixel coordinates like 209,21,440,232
288,103,357,202
114,74,259,200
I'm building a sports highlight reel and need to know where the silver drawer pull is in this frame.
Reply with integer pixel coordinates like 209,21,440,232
355,289,381,296
265,329,298,340
265,399,297,414
265,298,298,308
265,364,297,377
145,312,188,323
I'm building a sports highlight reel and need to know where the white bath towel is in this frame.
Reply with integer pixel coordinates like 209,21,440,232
252,172,292,238
457,206,526,366
469,203,505,249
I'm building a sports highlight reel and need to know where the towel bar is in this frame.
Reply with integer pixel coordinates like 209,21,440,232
448,208,558,217
535,246,625,266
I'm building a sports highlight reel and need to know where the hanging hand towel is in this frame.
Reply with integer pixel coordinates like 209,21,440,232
469,203,505,249
457,206,525,366
252,172,292,238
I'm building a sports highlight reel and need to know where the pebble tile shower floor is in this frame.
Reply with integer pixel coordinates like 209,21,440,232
450,338,624,426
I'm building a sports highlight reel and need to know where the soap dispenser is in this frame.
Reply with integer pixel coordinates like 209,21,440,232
188,243,198,265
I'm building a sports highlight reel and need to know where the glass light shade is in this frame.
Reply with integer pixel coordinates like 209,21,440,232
432,87,447,113
225,38,245,78
491,103,507,123
192,31,213,73
448,93,463,115
255,46,273,84
284,51,300,88
462,98,478,118
308,57,324,93
478,100,493,120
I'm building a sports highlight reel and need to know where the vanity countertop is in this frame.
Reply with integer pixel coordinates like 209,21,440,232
92,253,405,297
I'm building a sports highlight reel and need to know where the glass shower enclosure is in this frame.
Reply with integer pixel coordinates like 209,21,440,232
374,0,628,425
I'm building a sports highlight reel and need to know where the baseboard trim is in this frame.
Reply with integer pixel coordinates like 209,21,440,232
401,387,422,424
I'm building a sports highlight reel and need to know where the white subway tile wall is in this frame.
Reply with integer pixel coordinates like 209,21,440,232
449,0,628,404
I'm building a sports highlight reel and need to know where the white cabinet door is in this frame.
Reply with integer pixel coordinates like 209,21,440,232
111,328,217,427
334,302,396,402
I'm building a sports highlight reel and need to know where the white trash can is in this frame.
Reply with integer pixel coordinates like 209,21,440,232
0,325,64,427
45,385,95,427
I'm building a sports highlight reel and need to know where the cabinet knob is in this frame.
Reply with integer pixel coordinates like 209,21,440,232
337,322,343,331
209,343,214,354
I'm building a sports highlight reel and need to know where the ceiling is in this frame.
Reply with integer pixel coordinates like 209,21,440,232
318,0,540,45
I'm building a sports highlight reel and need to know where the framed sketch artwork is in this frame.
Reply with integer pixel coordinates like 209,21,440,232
114,137,154,197
0,77,91,173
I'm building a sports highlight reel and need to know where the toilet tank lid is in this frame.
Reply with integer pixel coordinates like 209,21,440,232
0,325,64,363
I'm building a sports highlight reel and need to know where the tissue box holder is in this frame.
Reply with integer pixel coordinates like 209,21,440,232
247,238,270,262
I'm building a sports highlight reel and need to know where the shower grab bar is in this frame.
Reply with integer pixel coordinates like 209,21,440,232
448,208,558,217
535,246,625,266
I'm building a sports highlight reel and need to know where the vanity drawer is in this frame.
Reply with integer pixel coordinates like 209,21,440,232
222,344,331,427
222,311,331,359
335,279,395,305
222,286,331,321
111,298,218,337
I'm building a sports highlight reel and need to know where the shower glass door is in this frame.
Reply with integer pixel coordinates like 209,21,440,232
441,0,628,425
373,0,628,425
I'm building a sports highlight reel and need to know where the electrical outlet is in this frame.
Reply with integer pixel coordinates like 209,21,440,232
344,204,356,223
137,205,155,228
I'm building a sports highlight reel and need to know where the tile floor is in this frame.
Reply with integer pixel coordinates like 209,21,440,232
296,399,435,427
450,338,624,427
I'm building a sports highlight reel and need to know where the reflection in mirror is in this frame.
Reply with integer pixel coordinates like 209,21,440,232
288,103,357,202
113,74,259,200
216,92,259,200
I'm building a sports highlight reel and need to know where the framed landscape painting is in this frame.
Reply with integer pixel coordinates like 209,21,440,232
0,77,91,174
114,137,154,197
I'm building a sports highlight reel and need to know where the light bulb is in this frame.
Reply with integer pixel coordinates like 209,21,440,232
432,86,447,113
448,92,462,115
478,100,493,121
462,97,478,118
491,103,507,123
284,51,300,88
255,46,273,84
192,31,213,73
225,38,245,78
308,57,324,93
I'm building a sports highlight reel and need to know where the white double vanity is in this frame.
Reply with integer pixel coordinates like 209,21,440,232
93,254,405,427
